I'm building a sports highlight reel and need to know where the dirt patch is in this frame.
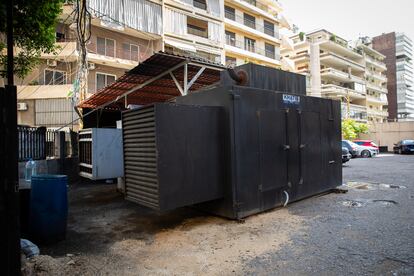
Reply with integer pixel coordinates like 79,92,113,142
25,183,304,275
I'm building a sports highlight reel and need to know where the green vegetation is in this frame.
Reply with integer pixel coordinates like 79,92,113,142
299,32,305,41
342,119,369,140
0,0,65,78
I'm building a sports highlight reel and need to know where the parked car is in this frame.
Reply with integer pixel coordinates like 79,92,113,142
342,147,352,163
353,140,379,149
342,140,378,158
393,140,414,154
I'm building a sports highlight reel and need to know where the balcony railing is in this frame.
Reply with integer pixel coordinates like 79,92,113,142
365,55,386,69
322,84,365,98
367,108,388,117
320,51,365,70
187,25,208,38
225,10,279,39
225,10,236,21
226,39,280,60
366,82,387,93
241,0,280,15
341,103,368,121
366,70,387,82
87,44,151,63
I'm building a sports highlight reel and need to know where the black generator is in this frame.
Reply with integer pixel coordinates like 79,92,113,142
121,65,342,219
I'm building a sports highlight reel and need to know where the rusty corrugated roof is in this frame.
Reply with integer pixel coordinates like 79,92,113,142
78,52,225,109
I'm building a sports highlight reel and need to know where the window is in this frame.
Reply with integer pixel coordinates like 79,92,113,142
226,56,237,67
243,13,255,29
264,20,274,37
225,6,235,20
193,0,207,10
244,37,256,53
44,69,67,85
123,43,139,61
96,73,116,91
225,31,236,46
56,32,66,42
187,17,208,38
265,43,275,59
97,37,115,57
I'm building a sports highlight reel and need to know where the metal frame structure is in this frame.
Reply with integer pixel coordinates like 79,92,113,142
78,52,226,111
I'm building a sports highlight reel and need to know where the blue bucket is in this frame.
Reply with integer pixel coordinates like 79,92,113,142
29,175,68,244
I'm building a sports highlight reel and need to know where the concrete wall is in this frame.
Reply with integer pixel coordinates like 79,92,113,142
17,99,35,126
359,121,414,151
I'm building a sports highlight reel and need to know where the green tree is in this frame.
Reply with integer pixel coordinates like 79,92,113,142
0,0,65,79
342,119,369,140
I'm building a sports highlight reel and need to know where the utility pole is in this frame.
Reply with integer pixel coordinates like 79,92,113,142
1,0,21,274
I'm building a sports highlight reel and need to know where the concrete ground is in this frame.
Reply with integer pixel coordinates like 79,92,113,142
25,154,414,275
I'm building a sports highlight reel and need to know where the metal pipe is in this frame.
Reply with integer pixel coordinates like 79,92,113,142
227,68,248,86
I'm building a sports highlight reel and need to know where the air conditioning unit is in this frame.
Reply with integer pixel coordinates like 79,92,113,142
47,59,57,67
17,102,28,111
88,62,95,70
78,128,124,180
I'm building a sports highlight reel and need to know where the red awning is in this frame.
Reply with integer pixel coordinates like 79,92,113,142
78,52,226,110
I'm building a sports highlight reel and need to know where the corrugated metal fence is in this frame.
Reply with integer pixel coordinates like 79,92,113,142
18,125,78,162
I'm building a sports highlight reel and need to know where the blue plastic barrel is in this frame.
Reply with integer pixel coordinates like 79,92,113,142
29,175,68,244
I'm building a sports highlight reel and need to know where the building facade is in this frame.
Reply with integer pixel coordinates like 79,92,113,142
356,38,389,123
15,0,290,128
224,0,287,68
16,0,163,128
282,29,388,123
372,32,414,121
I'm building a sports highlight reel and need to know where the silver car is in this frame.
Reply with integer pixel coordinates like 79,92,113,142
342,140,378,158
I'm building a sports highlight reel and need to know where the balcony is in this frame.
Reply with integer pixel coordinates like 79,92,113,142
367,108,389,118
366,69,387,83
365,55,387,71
17,84,73,100
321,67,364,84
366,82,387,94
341,103,368,122
224,12,279,42
187,25,208,39
366,95,387,105
241,0,281,14
229,0,280,21
320,52,365,72
87,45,143,70
319,38,363,60
224,39,280,66
40,40,78,62
321,84,365,100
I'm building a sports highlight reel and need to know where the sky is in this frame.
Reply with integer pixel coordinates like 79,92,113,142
281,0,414,42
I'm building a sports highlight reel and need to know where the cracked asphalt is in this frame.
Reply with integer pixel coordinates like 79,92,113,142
244,154,414,275
31,154,414,275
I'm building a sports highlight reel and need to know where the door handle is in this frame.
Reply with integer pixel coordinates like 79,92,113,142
283,144,290,150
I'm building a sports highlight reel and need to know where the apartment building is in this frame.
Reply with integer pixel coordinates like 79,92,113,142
16,0,163,128
224,0,288,68
163,0,224,63
355,38,389,123
372,32,414,121
282,29,388,123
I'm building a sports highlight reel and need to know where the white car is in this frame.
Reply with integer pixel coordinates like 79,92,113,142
342,140,378,158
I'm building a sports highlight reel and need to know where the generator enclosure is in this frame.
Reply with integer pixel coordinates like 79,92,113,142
122,86,342,219
220,63,307,95
79,128,124,180
122,104,225,210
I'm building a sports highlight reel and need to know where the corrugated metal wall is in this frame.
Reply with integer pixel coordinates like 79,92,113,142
122,106,160,210
35,99,79,127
